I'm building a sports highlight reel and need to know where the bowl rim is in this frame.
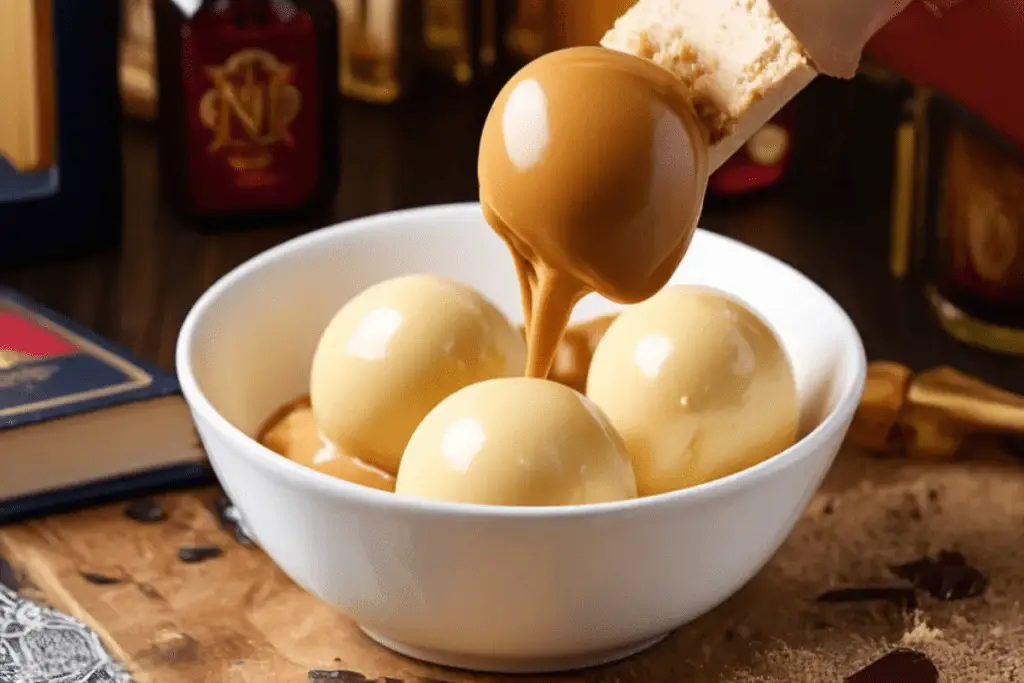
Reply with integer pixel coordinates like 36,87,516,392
176,201,867,519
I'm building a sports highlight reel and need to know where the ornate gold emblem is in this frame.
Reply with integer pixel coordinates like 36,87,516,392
0,349,33,369
198,49,302,169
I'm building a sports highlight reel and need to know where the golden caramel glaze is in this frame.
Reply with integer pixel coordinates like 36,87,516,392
258,396,396,492
518,314,619,393
479,46,710,379
587,286,799,496
395,377,637,506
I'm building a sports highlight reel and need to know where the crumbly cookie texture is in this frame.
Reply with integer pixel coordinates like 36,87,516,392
601,0,817,167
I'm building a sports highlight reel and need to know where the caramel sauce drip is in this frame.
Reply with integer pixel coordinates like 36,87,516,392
478,46,709,380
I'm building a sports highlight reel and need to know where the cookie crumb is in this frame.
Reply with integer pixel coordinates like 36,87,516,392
902,620,943,645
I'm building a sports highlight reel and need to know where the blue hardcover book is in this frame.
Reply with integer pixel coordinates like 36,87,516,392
0,287,212,523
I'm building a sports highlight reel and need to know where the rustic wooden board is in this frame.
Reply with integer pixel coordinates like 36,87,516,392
2,445,1024,683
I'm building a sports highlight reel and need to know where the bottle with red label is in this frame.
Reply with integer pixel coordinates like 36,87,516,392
917,92,1024,354
154,0,340,227
707,104,797,198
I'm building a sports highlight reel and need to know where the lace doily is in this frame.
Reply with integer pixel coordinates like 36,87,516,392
0,585,131,683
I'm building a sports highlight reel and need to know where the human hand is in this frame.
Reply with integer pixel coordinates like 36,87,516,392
768,0,914,77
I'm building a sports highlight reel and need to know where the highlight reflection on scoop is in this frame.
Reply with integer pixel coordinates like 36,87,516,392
395,377,638,506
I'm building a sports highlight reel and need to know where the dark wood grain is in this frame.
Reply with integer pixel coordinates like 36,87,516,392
2,77,1022,392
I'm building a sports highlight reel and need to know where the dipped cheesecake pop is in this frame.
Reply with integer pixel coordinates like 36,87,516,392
479,46,710,378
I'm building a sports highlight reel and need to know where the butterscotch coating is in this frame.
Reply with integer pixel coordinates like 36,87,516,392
519,314,619,393
310,275,526,475
259,398,395,492
587,285,799,496
479,46,709,304
395,377,638,506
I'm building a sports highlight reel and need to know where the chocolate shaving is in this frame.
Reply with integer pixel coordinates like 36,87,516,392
124,497,167,523
308,674,452,683
213,496,255,546
844,648,938,683
309,672,372,682
0,555,20,591
178,545,224,564
79,571,123,586
815,586,918,611
890,550,988,601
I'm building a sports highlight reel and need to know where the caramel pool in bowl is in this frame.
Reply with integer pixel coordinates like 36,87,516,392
257,396,395,493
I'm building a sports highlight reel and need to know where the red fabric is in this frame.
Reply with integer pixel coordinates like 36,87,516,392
866,0,1024,148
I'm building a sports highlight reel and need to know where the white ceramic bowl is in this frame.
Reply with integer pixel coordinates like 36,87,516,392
176,202,866,674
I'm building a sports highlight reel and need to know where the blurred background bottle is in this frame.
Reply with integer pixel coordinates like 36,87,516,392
154,0,340,227
0,0,122,267
420,0,499,86
337,0,422,102
108,0,843,226
902,91,1024,355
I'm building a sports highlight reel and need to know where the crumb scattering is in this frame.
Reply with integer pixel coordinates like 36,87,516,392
600,449,1024,682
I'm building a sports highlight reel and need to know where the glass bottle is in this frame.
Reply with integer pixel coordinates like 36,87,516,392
337,0,422,103
918,92,1024,354
154,0,340,226
420,0,498,86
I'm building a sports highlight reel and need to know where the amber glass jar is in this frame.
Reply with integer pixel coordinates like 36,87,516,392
154,0,340,227
916,93,1024,354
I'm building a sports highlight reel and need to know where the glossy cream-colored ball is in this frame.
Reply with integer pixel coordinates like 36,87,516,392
395,377,637,506
310,275,526,475
586,285,799,496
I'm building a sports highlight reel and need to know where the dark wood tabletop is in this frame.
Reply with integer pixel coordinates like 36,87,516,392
3,76,1023,393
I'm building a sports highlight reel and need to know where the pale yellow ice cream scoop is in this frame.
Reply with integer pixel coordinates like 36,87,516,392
586,285,799,496
310,274,526,476
395,377,638,506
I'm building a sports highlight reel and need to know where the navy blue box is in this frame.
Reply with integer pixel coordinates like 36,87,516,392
0,0,123,268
